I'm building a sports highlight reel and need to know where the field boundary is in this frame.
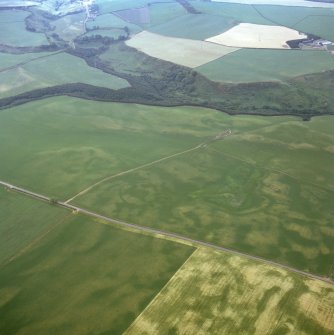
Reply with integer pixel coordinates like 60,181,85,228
122,248,199,334
1,180,333,285
0,50,64,74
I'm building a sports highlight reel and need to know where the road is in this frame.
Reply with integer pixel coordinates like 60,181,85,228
1,179,333,286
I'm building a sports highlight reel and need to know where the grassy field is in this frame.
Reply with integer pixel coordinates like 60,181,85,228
86,13,142,35
148,13,237,40
0,10,49,46
143,2,188,28
0,52,129,98
254,5,334,41
192,1,273,25
0,97,220,199
126,31,239,68
0,211,194,335
295,15,334,42
0,51,55,71
124,248,334,335
95,0,175,14
73,114,334,276
53,12,85,42
196,49,334,83
0,186,69,265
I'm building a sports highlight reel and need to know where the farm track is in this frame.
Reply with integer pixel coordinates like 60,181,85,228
0,50,64,74
0,213,72,268
64,143,204,203
1,179,333,286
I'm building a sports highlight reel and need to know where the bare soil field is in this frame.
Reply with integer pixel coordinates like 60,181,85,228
206,23,307,49
126,31,239,68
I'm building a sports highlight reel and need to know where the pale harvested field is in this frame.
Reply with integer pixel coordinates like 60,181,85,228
206,23,307,49
124,248,334,335
212,0,334,8
126,31,239,68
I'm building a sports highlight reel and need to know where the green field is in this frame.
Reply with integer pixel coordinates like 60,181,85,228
1,98,333,275
0,52,55,71
0,209,193,335
53,12,85,41
0,186,68,265
0,97,217,199
0,52,129,98
197,49,334,83
143,2,188,28
148,13,237,40
86,13,142,35
1,4,334,334
71,112,334,276
0,10,49,46
95,0,175,14
295,15,334,42
192,1,273,25
125,248,334,335
255,5,334,37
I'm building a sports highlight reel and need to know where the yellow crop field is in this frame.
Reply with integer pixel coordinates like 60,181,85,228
124,248,334,335
206,23,306,49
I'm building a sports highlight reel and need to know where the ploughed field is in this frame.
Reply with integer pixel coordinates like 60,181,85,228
1,0,334,334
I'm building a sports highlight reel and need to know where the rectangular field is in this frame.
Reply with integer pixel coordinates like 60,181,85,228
126,31,239,68
73,114,334,276
148,13,237,40
0,212,194,335
192,1,273,25
124,248,334,335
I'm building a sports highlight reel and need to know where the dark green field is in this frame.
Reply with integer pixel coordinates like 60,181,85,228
0,203,193,335
0,186,68,265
